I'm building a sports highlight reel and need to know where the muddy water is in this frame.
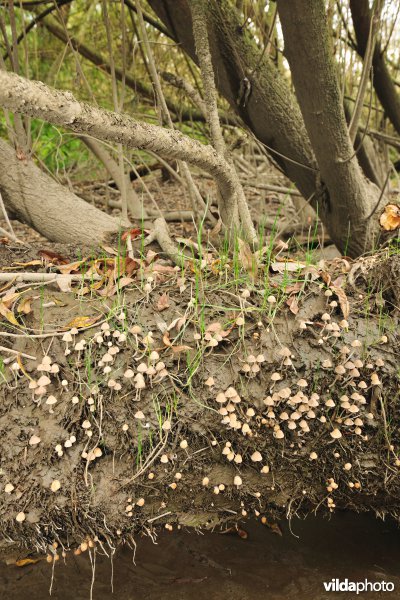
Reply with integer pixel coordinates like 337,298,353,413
1,513,399,600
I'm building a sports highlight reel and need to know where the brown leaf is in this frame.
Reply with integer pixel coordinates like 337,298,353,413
150,264,176,274
65,315,100,329
0,302,19,326
271,260,306,273
2,291,22,308
206,321,231,338
38,249,70,265
121,228,147,241
15,557,43,567
157,293,170,312
55,276,72,293
331,285,350,319
318,270,332,286
17,296,33,314
167,316,186,331
286,295,299,315
171,344,192,354
100,245,118,256
380,203,400,231
163,331,191,353
58,260,86,275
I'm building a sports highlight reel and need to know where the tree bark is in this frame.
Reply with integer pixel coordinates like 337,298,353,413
0,70,241,234
79,136,147,219
148,0,386,256
350,0,400,137
0,138,120,245
276,0,384,257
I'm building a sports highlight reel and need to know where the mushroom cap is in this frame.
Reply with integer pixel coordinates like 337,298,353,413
225,386,238,398
50,480,61,492
330,428,342,439
233,475,243,487
29,435,41,446
37,375,51,387
270,372,282,382
251,451,262,462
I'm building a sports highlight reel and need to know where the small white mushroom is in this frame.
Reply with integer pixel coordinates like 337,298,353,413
50,480,61,492
330,428,342,439
251,451,262,462
37,375,51,387
29,435,41,446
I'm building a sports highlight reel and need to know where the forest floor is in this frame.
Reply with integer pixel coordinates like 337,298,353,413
0,171,399,597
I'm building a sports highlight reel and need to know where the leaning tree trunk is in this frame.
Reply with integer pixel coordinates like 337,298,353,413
148,0,386,256
0,139,120,245
350,0,400,137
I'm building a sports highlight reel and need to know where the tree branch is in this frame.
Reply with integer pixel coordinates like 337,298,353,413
0,70,241,220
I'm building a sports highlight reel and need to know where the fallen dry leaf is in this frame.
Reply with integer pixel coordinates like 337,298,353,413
157,293,170,312
271,261,306,273
121,228,147,241
100,245,118,256
286,295,299,315
65,315,100,329
380,203,400,231
167,316,186,331
17,296,33,314
206,322,232,338
163,331,191,353
14,557,43,567
55,276,72,293
38,249,70,265
58,260,86,275
331,285,350,319
0,302,20,326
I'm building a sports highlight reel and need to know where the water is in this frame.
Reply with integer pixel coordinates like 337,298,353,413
1,512,399,599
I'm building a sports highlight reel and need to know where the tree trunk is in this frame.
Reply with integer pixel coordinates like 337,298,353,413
148,0,386,256
276,0,384,257
350,0,400,137
0,139,119,245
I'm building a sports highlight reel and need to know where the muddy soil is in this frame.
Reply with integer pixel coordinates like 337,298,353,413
1,514,400,600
